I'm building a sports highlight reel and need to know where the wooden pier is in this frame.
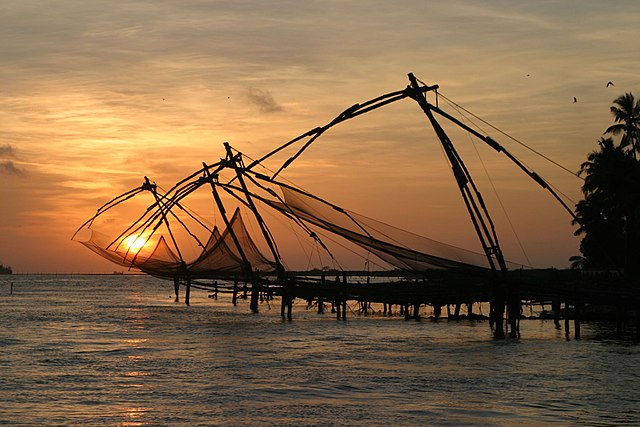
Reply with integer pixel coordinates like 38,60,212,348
173,268,640,340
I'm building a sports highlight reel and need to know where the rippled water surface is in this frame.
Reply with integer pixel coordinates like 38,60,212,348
1,275,639,426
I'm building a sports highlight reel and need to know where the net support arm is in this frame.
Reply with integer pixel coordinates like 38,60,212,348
223,143,285,276
205,167,253,276
246,85,438,178
145,177,185,262
426,93,578,221
407,73,508,274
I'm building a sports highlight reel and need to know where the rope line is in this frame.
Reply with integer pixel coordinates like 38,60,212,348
438,92,583,180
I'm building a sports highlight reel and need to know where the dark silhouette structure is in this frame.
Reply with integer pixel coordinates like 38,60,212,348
73,74,639,339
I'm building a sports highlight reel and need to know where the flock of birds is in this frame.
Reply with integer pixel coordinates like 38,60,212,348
524,74,615,103
161,79,617,104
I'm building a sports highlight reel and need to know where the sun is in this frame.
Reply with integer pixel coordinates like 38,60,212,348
123,234,147,252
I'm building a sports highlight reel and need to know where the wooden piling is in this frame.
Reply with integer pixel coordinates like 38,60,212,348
564,302,570,339
318,276,325,314
173,276,179,302
454,303,461,320
552,300,561,329
250,276,259,313
574,303,581,340
433,304,441,321
491,289,506,338
280,289,287,319
185,276,191,306
508,298,521,338
232,277,238,306
341,274,347,320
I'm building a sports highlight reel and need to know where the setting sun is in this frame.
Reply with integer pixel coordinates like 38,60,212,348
123,235,148,252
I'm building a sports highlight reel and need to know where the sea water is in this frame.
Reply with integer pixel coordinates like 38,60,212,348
1,275,639,426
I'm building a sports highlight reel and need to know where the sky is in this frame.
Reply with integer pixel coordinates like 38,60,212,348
1,0,639,273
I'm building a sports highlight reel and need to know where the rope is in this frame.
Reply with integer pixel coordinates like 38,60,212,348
438,93,583,180
458,108,534,267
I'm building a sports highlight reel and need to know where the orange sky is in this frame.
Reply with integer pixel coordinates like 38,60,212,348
1,1,639,273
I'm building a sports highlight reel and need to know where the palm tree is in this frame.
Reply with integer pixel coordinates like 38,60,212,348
575,137,640,275
604,92,640,159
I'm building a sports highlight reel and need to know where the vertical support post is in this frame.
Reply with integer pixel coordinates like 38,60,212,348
334,276,341,320
433,304,441,321
185,276,191,306
552,300,561,329
454,303,461,320
492,296,506,338
508,293,521,338
250,275,260,313
413,303,420,320
318,275,325,314
574,303,581,340
173,276,180,302
280,277,288,318
232,277,238,306
564,302,570,338
342,273,347,320
280,294,286,318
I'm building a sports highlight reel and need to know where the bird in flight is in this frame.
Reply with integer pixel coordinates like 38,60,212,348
606,81,615,87
573,97,577,103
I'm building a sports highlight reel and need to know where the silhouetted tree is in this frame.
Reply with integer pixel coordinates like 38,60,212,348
605,93,640,159
574,94,640,279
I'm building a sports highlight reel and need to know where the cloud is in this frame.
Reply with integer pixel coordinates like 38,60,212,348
0,160,26,176
0,145,26,175
244,87,283,113
0,144,16,158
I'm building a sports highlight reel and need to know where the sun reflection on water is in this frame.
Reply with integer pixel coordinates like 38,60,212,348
117,406,152,427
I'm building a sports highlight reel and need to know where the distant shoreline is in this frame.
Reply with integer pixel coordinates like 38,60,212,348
4,272,147,276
